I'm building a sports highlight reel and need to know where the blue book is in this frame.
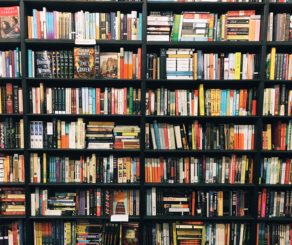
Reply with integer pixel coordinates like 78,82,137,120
92,88,96,114
28,49,32,77
138,13,142,40
110,12,115,40
197,50,204,79
132,158,136,182
153,121,161,149
221,90,226,116
33,9,37,38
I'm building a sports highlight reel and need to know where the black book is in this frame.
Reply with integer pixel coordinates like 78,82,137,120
160,48,166,79
35,51,52,78
13,85,18,113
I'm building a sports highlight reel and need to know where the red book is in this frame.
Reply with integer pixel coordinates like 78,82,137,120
163,124,169,150
36,11,41,39
137,48,141,79
227,10,256,17
261,189,266,218
96,88,100,114
5,83,13,113
285,159,291,184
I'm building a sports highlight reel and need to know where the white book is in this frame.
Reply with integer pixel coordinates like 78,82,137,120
152,187,156,216
174,125,182,149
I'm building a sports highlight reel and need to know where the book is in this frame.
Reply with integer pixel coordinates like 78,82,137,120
0,6,20,39
74,47,96,78
99,52,118,78
0,49,21,78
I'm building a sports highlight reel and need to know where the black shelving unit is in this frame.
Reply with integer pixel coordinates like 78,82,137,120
0,0,291,244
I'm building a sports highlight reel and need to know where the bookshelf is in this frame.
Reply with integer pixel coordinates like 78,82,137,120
0,0,291,244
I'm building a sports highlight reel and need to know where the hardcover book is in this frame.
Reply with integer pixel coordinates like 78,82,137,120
0,6,20,39
99,52,118,78
74,47,96,78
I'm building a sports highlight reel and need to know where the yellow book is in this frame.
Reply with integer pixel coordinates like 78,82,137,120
216,89,221,116
172,222,177,245
221,15,226,40
218,191,223,216
117,53,121,79
210,89,215,116
167,54,192,58
43,153,46,184
267,124,272,150
199,84,205,116
193,52,198,80
65,222,72,245
270,47,276,80
234,52,242,80
241,155,246,184
226,35,249,40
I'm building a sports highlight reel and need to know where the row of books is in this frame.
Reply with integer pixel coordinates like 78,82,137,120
31,188,140,216
28,9,142,40
147,49,258,80
262,121,292,150
267,48,292,80
0,222,24,245
147,10,261,42
30,85,141,115
267,13,292,41
257,224,292,245
30,119,140,149
0,49,21,78
0,119,24,149
0,188,25,215
33,221,138,245
146,121,255,150
0,84,23,115
146,86,257,116
145,155,253,184
263,85,291,116
28,46,142,79
0,154,24,183
260,157,292,185
30,153,140,184
146,188,248,217
258,189,292,218
145,222,250,245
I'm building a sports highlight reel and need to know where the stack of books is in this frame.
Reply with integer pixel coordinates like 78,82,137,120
147,12,173,41
86,121,115,149
113,125,140,149
0,187,25,215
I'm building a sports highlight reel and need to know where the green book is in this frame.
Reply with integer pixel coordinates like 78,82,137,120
171,14,181,42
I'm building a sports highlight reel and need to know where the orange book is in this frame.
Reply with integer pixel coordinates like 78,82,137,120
36,11,41,38
124,54,128,80
191,192,195,216
96,88,100,114
28,16,32,38
209,54,214,80
128,52,133,79
285,159,290,184
185,157,189,183
136,158,140,181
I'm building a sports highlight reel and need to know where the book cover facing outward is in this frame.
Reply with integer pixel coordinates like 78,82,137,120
74,47,96,78
121,223,139,245
0,6,20,39
100,52,118,78
35,51,52,78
